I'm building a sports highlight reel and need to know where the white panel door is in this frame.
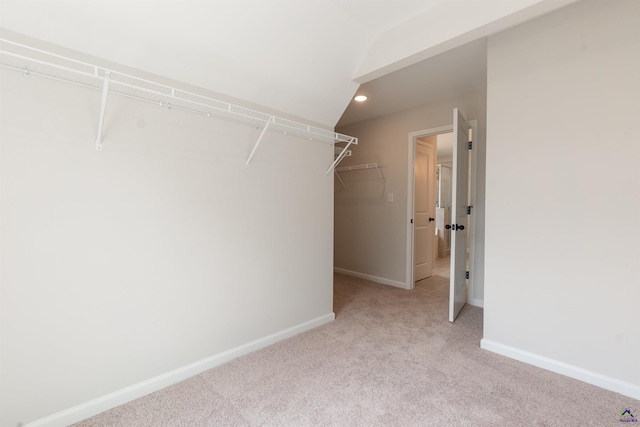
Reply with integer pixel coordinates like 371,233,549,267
414,139,436,282
449,109,470,322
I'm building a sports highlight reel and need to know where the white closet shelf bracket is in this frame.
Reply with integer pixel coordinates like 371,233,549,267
334,163,387,189
335,170,346,189
246,116,274,167
95,71,111,151
334,146,351,159
326,136,357,175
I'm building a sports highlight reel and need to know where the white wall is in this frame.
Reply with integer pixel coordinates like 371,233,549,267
483,0,640,398
0,40,335,425
335,89,486,304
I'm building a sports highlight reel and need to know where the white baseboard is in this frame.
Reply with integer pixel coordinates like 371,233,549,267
480,339,640,400
469,298,484,308
27,313,335,427
334,268,409,290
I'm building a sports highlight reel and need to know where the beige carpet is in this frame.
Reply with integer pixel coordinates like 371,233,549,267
75,265,638,426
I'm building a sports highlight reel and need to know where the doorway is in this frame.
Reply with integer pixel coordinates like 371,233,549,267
413,133,454,283
413,136,437,282
406,113,478,321
412,130,454,285
415,131,454,312
406,124,452,290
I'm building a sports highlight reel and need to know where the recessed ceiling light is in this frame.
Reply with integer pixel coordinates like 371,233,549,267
354,95,368,102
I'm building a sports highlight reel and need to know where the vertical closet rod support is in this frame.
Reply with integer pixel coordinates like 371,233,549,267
246,117,273,167
95,71,111,151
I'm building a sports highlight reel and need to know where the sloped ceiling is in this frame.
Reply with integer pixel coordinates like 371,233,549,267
0,0,579,127
338,37,488,127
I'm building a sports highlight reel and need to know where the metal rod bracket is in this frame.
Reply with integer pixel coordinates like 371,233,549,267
326,137,356,175
246,117,274,167
95,71,111,151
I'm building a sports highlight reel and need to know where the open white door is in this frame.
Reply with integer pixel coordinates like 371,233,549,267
449,108,470,322
414,139,436,281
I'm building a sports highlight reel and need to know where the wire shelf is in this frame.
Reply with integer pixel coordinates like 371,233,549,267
334,163,387,189
0,38,357,172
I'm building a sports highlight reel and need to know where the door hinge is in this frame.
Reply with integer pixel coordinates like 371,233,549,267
468,141,472,150
467,205,473,215
466,271,469,279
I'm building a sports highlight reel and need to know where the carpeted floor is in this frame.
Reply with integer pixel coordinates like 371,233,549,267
75,261,638,426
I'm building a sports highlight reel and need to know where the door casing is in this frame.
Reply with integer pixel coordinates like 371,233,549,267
406,119,478,298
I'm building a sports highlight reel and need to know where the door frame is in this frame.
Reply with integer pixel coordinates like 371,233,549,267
406,120,478,296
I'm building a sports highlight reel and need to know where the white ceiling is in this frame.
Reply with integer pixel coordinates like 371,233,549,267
0,0,578,127
337,37,487,127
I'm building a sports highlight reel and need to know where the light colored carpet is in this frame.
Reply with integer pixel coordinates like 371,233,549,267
75,265,638,426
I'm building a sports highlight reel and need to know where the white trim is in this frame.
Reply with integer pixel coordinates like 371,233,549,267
480,339,640,400
334,268,409,290
467,119,479,307
406,125,453,290
26,313,336,427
